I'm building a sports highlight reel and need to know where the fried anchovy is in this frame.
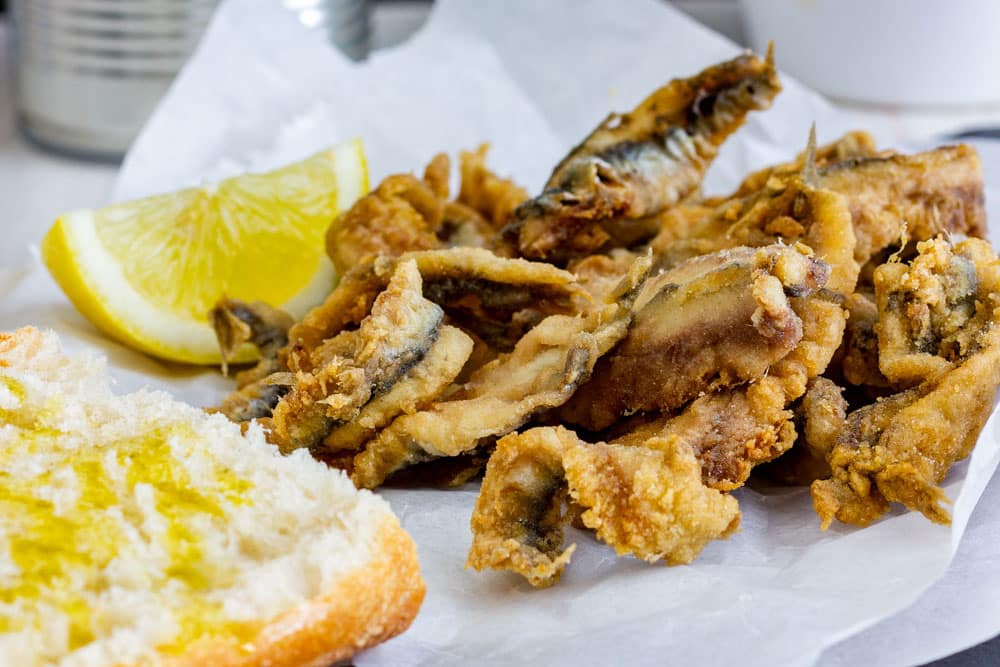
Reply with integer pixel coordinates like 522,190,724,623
501,48,781,263
651,144,984,277
350,256,652,489
322,324,474,453
562,244,828,431
812,237,1000,527
271,260,444,452
874,238,994,387
817,144,986,264
209,298,295,378
467,426,740,587
708,130,881,203
467,427,578,588
811,338,1000,528
286,248,580,365
759,376,848,486
212,377,291,423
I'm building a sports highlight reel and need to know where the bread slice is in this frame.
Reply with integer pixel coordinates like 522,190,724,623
0,327,424,667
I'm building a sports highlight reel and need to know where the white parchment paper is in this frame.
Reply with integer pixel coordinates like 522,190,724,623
1,1,998,664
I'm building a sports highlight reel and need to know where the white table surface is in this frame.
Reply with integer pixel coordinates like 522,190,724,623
3,4,1000,666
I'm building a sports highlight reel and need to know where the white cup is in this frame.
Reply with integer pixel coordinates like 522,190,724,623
740,0,1000,107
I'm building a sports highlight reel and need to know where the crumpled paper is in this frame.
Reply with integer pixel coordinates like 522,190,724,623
2,0,998,664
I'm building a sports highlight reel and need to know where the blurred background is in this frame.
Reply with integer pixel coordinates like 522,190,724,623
4,0,1000,164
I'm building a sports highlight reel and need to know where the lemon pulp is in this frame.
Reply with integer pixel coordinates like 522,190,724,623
42,139,368,364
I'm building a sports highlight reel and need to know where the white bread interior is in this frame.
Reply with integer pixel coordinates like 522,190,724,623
0,327,424,667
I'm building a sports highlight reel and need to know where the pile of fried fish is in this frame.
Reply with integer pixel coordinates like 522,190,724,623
211,48,999,587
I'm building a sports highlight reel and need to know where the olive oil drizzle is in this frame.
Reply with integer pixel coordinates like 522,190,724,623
0,378,259,653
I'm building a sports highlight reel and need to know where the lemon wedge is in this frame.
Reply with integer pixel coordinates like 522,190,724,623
42,139,368,365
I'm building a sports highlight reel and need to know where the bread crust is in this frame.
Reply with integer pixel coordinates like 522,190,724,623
147,515,424,667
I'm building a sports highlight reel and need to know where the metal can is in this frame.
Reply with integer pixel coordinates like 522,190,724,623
10,0,220,161
11,0,371,162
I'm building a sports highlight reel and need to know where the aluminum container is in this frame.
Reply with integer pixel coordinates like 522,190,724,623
11,0,219,160
11,0,370,161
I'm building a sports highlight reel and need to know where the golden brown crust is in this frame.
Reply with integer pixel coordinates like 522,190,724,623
502,50,781,263
152,516,424,667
